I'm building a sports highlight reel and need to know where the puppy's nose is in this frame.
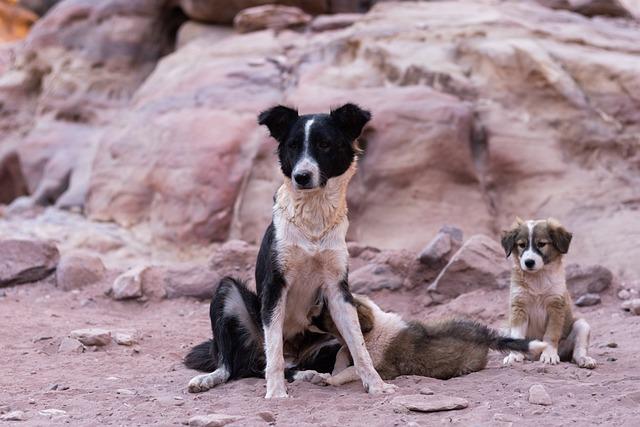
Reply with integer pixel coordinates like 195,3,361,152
293,171,312,187
524,259,535,269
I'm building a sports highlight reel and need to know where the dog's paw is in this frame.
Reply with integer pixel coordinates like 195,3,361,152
292,370,330,385
576,356,596,369
365,381,397,395
265,382,289,399
503,352,524,365
539,347,560,365
188,374,217,393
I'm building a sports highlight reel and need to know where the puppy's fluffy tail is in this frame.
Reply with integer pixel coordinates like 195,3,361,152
185,339,217,372
437,319,546,354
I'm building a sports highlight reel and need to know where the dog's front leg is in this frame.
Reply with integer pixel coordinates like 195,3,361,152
326,280,395,394
504,296,529,365
262,286,289,398
540,294,565,365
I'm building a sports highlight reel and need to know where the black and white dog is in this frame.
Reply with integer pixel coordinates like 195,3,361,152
185,103,395,398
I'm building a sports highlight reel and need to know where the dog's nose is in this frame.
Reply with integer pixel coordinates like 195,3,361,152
293,171,312,187
524,259,535,269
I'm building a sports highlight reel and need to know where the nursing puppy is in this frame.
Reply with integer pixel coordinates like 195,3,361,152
186,103,394,398
500,218,596,369
293,295,545,385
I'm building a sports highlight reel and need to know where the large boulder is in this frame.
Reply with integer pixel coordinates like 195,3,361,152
0,239,59,287
428,235,510,299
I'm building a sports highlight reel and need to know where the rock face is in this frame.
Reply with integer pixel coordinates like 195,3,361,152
0,239,59,287
1,0,640,280
428,235,510,298
566,264,613,297
55,252,106,291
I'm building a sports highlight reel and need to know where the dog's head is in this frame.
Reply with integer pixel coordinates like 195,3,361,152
501,218,572,273
258,103,371,191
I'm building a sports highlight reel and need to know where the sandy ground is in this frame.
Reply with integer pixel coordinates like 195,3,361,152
1,276,639,427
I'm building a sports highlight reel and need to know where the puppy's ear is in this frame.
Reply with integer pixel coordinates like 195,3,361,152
258,105,299,142
330,103,371,141
547,218,572,254
501,224,520,258
355,299,374,334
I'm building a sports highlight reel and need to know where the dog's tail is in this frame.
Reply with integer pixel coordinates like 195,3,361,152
185,339,217,372
436,318,546,354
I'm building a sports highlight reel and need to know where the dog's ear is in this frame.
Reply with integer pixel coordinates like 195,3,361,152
547,218,572,254
258,105,299,142
501,222,520,258
330,103,371,141
354,298,374,334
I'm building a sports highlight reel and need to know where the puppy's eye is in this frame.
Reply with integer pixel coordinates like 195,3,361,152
537,241,547,249
517,242,526,249
318,140,330,151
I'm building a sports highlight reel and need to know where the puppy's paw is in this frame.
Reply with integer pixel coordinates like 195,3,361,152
292,370,330,385
540,347,560,365
365,381,397,395
265,382,289,399
188,374,217,393
576,356,596,369
503,352,524,365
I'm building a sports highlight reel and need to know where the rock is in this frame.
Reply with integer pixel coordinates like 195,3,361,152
350,263,405,293
566,264,613,297
257,411,276,423
188,413,243,427
69,328,111,346
55,252,106,291
38,409,66,417
428,235,510,298
621,299,640,315
606,342,618,348
420,387,435,395
0,149,29,204
0,410,25,421
147,265,220,300
391,394,469,413
0,239,59,287
208,240,258,284
113,332,137,346
537,0,633,17
111,267,145,300
528,384,552,406
116,389,135,395
234,5,312,34
58,337,84,354
618,289,631,300
418,225,464,268
575,293,601,307
310,13,360,32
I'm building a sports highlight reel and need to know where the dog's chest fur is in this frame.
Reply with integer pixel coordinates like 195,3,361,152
273,168,354,339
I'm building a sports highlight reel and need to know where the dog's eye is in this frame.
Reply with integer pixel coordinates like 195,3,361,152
318,140,330,151
517,242,526,249
537,241,547,249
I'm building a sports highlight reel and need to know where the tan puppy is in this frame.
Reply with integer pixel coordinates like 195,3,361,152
500,218,596,369
293,295,545,386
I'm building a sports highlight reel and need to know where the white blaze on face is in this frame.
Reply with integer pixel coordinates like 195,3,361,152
292,118,320,189
520,220,543,272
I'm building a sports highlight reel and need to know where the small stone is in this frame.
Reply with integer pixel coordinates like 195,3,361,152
0,410,25,421
257,411,275,423
606,342,618,348
113,332,136,346
111,268,145,300
575,293,601,307
58,337,85,354
38,409,66,417
419,387,435,395
70,328,111,346
528,384,552,406
621,299,640,315
391,394,468,413
607,357,617,362
618,289,631,300
48,384,59,391
188,413,243,427
116,389,135,395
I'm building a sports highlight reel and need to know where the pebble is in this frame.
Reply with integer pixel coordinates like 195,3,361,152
113,332,136,346
111,268,145,300
257,411,276,423
38,409,66,417
618,289,631,300
575,293,601,307
607,357,617,362
419,387,435,395
391,394,469,413
0,410,25,421
188,413,243,427
528,384,552,406
58,337,85,354
606,342,618,348
621,299,640,315
116,389,135,395
70,328,112,346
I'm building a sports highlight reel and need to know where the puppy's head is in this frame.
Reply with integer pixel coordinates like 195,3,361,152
258,103,371,191
501,218,572,273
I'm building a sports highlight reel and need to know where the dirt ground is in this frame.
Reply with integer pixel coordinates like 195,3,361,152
1,276,639,427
